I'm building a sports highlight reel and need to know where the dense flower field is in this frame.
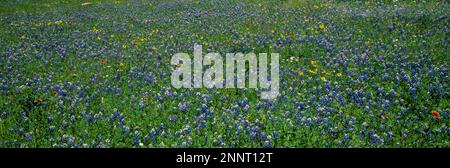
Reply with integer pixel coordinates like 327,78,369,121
0,0,448,147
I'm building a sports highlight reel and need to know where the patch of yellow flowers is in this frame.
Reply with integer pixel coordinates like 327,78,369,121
55,20,63,26
46,20,65,26
298,60,343,81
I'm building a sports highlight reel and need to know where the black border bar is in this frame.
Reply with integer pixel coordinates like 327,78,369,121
0,148,448,166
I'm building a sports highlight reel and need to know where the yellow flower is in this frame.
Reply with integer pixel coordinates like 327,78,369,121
47,20,52,26
298,71,304,76
92,27,100,33
310,60,317,67
336,73,342,77
318,22,325,30
320,77,327,81
308,69,317,74
55,20,63,26
122,45,127,49
34,22,43,27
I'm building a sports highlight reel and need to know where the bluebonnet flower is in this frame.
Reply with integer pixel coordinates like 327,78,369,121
273,130,278,140
123,126,130,136
61,121,68,130
25,132,33,142
185,125,191,135
134,130,140,147
263,140,271,148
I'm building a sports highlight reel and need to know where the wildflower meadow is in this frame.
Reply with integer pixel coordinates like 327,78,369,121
0,0,448,148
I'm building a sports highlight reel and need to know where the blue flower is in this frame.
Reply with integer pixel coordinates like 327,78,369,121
263,140,271,148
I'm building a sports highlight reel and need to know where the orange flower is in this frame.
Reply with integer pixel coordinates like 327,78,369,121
99,58,105,65
33,98,44,104
432,110,441,120
51,90,58,96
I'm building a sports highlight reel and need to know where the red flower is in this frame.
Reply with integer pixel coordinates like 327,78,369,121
432,110,441,120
